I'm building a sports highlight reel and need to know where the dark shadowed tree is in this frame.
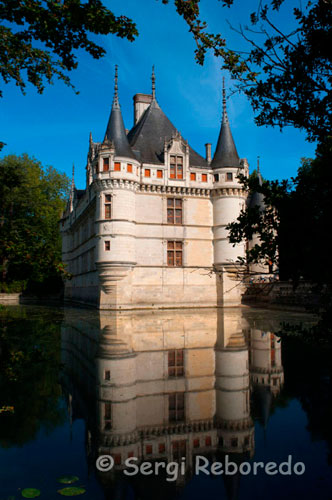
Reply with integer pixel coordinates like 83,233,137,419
0,154,70,292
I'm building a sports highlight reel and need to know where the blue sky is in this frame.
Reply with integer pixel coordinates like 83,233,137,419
1,0,316,189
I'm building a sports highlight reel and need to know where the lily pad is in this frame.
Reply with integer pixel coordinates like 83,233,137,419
57,487,86,497
21,489,41,499
57,476,79,485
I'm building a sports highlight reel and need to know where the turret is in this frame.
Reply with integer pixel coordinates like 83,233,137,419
94,66,139,306
211,78,247,306
247,158,273,277
215,309,254,500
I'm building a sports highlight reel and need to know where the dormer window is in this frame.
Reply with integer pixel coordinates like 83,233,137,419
226,172,233,181
170,155,183,179
114,162,121,171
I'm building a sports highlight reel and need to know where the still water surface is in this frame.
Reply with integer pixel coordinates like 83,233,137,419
0,305,331,500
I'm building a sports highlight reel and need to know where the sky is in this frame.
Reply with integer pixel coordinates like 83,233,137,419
0,0,317,189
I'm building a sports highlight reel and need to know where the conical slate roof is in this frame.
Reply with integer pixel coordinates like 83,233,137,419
127,87,207,167
104,66,136,160
211,81,240,170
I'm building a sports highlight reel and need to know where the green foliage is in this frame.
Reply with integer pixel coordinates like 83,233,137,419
0,306,65,446
57,477,79,485
0,280,26,293
1,0,330,146
228,140,332,285
57,487,86,496
165,0,332,143
0,0,138,97
0,154,70,293
21,489,41,499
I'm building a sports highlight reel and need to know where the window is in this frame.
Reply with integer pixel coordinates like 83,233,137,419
167,198,182,224
170,155,183,179
214,174,219,182
104,370,111,381
172,440,186,460
205,436,212,447
193,439,200,448
146,445,152,455
159,443,166,453
113,454,121,465
104,402,112,430
202,173,207,182
105,241,110,251
127,163,133,173
169,393,185,422
244,436,250,446
167,241,183,267
190,172,196,181
168,350,184,377
114,162,121,171
104,194,111,219
226,172,233,181
157,169,163,178
231,438,238,448
144,169,151,177
103,158,109,172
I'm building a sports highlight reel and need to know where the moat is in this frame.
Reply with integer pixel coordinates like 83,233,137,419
1,305,332,499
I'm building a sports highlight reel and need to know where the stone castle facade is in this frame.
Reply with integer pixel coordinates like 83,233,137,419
60,68,253,310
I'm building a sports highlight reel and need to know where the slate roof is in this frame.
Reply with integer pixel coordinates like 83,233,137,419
104,66,136,160
104,101,136,160
127,99,208,168
210,85,240,170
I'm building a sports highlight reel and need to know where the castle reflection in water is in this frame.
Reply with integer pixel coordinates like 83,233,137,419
60,308,284,497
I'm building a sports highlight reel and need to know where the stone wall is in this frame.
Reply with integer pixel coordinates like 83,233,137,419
243,281,319,309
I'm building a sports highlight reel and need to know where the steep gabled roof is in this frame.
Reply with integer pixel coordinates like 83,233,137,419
104,66,136,160
211,80,240,170
127,99,207,168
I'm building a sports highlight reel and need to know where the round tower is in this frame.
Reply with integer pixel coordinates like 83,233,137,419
93,66,140,307
249,327,284,428
95,313,139,466
215,309,254,457
211,79,247,306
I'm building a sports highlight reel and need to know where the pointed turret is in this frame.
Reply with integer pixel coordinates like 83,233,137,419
104,65,135,159
211,78,240,169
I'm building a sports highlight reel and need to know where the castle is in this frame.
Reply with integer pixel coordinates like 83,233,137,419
60,67,253,310
61,307,284,496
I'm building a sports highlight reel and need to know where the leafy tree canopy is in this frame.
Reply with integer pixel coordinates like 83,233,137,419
1,0,330,144
0,154,70,292
227,140,332,285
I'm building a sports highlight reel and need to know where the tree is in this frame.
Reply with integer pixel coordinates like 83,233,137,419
0,0,138,97
1,0,330,146
227,140,332,285
0,154,70,292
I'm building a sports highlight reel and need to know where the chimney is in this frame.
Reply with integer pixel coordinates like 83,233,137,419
133,94,153,125
205,143,212,164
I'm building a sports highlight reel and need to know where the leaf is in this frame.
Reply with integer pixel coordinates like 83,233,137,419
21,489,41,499
57,476,79,485
57,487,86,497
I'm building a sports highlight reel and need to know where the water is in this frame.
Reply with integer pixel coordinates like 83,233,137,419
0,305,331,499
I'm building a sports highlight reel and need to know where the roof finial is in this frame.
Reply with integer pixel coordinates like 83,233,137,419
113,64,119,107
222,76,228,123
257,155,260,174
152,65,156,100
